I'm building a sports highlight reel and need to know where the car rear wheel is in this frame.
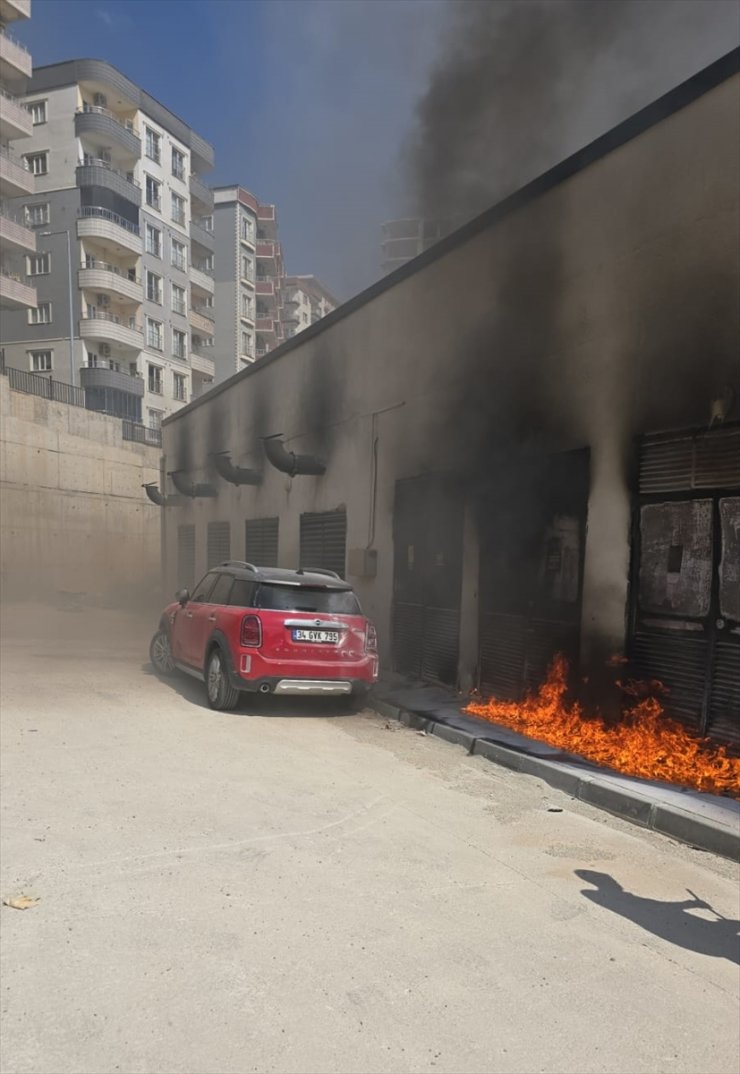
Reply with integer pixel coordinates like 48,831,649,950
206,648,240,711
150,629,175,676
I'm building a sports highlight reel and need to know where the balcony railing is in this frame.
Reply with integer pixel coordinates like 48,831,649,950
122,420,162,448
78,206,140,236
0,28,32,79
0,85,32,138
6,365,86,408
189,172,214,212
78,103,139,137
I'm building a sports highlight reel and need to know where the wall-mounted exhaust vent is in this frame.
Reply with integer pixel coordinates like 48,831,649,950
262,435,326,477
167,470,218,498
210,451,262,486
142,482,183,507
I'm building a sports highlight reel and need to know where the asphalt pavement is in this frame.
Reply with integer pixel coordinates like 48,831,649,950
1,603,738,1074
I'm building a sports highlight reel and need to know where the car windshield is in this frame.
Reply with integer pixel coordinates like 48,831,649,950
253,584,361,614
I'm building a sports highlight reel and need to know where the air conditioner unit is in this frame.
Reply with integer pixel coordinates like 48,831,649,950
94,93,107,108
97,294,110,307
100,343,111,357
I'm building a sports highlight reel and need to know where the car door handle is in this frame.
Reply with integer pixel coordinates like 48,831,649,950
207,615,217,622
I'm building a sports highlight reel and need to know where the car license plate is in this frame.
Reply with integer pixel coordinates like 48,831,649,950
292,629,339,644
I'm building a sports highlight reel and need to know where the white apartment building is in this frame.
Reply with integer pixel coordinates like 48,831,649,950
281,274,337,339
0,0,37,319
0,59,215,431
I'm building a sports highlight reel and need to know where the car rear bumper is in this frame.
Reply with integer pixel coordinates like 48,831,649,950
233,675,373,696
232,651,378,691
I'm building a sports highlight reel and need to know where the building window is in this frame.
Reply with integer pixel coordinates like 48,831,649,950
171,239,187,271
241,254,254,282
24,151,48,176
24,203,50,227
171,147,186,181
171,192,186,226
26,253,50,275
28,302,52,325
241,292,253,320
146,270,162,304
240,216,254,243
129,361,139,377
28,100,47,125
148,408,163,430
172,328,187,360
145,223,162,257
29,350,53,372
171,283,186,316
145,175,161,212
146,318,163,351
173,372,187,401
241,331,254,358
145,127,161,164
147,364,163,394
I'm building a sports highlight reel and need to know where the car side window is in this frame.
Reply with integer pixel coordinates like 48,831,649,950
228,579,256,607
190,573,218,603
209,573,234,605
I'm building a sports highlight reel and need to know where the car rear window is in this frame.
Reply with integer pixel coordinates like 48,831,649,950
253,584,361,614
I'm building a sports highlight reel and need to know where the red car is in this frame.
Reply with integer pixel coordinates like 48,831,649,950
149,561,379,710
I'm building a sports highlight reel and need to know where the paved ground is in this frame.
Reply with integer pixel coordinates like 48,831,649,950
1,603,738,1074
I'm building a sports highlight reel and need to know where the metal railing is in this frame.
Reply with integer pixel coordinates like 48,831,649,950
77,103,139,136
193,304,215,320
81,310,143,332
6,365,86,408
81,258,139,283
78,158,140,187
122,420,162,447
78,206,140,236
0,28,31,56
0,143,28,169
192,262,214,278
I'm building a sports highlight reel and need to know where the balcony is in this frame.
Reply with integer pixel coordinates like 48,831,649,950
79,311,143,352
0,270,36,309
80,365,144,397
78,263,142,303
77,207,142,255
255,279,274,296
0,28,32,82
255,317,275,334
75,107,141,158
190,350,215,378
0,145,33,196
190,263,214,294
0,0,31,18
256,242,277,259
189,172,213,214
190,218,214,251
76,161,141,206
188,306,214,335
0,86,32,141
0,209,35,253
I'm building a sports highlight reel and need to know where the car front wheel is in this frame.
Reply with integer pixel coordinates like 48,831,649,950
206,648,240,711
150,629,175,676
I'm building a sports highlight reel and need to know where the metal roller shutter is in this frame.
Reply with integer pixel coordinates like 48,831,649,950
176,524,195,590
299,509,347,578
206,521,231,569
245,517,279,567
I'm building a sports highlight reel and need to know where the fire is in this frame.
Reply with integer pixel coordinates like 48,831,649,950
464,655,740,797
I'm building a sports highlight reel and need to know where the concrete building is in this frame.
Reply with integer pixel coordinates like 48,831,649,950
0,59,215,432
281,275,338,340
157,51,740,747
0,0,37,318
380,218,452,275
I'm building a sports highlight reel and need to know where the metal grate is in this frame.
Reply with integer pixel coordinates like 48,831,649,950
391,602,460,686
479,613,578,700
245,517,279,567
206,521,231,569
631,631,708,732
176,525,195,590
639,425,740,494
391,602,424,679
707,639,740,748
299,509,347,579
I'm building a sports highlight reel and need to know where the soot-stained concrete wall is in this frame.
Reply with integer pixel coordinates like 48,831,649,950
160,65,740,679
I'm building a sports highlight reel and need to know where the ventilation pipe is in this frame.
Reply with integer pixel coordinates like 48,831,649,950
142,482,181,507
262,434,326,477
210,451,262,486
167,470,218,498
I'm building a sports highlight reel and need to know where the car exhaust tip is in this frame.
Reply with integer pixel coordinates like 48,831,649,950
259,683,272,694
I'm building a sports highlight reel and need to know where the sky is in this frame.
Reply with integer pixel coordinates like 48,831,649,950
13,0,740,301
14,0,448,298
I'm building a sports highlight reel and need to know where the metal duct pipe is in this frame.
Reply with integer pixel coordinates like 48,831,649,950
210,451,262,486
262,435,326,477
143,482,167,506
167,470,218,498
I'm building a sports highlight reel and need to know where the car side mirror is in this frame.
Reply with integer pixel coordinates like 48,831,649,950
176,588,190,606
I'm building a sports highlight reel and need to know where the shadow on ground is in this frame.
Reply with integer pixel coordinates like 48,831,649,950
575,870,740,964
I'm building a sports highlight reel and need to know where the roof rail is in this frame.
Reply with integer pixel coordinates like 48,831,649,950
300,567,343,580
221,560,260,572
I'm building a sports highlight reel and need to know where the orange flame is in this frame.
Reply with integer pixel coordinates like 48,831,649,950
465,655,740,797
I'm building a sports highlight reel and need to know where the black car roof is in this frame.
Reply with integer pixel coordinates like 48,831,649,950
211,562,353,591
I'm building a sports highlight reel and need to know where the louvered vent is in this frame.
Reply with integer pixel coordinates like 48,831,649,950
640,425,740,494
245,517,279,567
206,521,231,569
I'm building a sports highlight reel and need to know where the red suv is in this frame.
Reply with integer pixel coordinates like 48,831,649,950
149,562,379,710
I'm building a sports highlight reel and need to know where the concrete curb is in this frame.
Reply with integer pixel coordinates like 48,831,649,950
369,694,740,862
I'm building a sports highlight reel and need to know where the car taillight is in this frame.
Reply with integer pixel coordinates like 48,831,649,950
365,622,377,653
240,614,262,647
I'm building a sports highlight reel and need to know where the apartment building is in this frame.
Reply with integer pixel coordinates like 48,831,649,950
0,59,215,429
0,0,37,319
281,275,337,340
212,185,287,379
380,217,453,275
